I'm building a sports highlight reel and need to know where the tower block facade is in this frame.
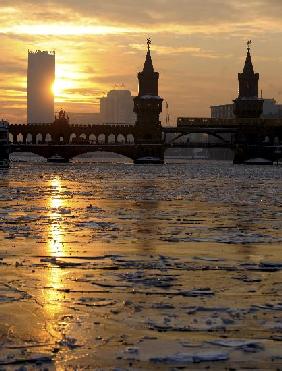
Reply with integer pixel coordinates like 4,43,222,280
27,50,55,124
233,42,264,118
134,40,163,144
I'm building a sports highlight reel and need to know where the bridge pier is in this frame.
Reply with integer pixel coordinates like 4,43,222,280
133,144,165,164
12,134,17,144
233,144,248,164
233,144,275,164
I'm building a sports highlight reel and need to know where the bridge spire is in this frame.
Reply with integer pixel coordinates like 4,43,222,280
243,40,254,75
239,40,259,98
233,41,263,118
133,38,163,145
143,38,154,74
137,38,159,96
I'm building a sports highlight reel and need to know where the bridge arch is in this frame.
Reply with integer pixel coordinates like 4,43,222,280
168,131,231,145
36,133,43,144
108,133,116,144
71,150,134,163
98,134,105,144
70,133,76,143
45,133,52,143
117,134,126,144
127,134,134,144
26,133,33,144
89,134,96,144
79,133,87,142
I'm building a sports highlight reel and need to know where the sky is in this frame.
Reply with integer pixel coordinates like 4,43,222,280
1,0,282,123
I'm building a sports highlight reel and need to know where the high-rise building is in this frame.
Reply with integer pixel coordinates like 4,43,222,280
27,50,55,124
100,89,136,124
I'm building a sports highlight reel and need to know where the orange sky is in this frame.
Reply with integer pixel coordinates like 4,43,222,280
1,0,282,123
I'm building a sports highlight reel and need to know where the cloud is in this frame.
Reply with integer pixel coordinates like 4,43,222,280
1,0,282,122
2,0,282,36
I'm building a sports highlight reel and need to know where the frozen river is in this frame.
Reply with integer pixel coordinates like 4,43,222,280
0,160,281,369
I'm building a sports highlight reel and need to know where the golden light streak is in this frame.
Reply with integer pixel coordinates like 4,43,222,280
44,177,68,318
3,24,133,36
48,177,66,256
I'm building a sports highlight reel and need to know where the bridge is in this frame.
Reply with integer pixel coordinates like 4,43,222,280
3,41,282,165
7,115,282,163
10,143,165,162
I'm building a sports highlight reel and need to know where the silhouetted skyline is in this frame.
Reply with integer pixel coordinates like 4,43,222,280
1,1,282,123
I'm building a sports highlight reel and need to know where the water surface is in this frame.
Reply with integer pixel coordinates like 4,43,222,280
0,160,281,369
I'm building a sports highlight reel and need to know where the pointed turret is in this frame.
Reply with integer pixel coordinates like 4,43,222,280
243,46,254,75
233,41,263,118
238,41,259,98
137,38,159,97
143,44,154,73
134,39,163,145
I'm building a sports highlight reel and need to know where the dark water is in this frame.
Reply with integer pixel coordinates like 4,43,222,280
0,160,281,369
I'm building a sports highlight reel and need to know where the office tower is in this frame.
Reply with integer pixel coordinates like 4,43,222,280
27,50,55,124
100,89,136,124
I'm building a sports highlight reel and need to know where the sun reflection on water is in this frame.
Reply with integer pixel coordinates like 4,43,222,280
44,177,68,317
48,178,66,257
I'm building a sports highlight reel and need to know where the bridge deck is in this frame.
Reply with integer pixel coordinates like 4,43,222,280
176,117,282,127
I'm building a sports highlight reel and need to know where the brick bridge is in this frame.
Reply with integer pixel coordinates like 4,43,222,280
8,115,282,163
5,42,282,164
8,113,164,162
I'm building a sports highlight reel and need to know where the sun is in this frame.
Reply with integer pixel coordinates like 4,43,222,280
52,79,73,96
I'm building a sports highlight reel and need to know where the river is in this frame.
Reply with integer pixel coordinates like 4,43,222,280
0,159,281,369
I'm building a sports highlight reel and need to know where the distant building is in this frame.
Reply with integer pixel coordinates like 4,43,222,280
27,50,55,124
68,112,101,125
211,99,282,119
210,104,234,119
262,99,282,118
100,90,136,124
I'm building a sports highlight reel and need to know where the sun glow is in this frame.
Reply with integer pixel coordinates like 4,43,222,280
52,64,84,98
52,79,74,97
7,24,132,36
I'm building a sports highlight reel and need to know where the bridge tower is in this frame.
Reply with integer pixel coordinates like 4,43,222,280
134,39,163,144
233,41,264,118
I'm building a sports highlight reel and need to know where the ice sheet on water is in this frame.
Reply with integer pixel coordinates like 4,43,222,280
76,221,117,230
147,319,225,333
77,297,116,307
251,303,282,311
150,351,229,364
118,271,175,288
182,288,214,297
208,339,264,350
0,283,31,304
0,353,53,366
57,336,81,349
